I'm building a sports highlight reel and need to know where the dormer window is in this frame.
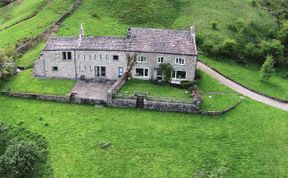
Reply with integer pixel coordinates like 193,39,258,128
137,56,147,63
175,57,185,65
62,52,72,60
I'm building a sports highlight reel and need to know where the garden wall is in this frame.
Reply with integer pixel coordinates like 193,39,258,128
1,91,70,103
109,98,200,113
107,73,129,103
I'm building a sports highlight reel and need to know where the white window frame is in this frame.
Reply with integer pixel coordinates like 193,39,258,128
137,56,147,63
134,68,149,78
157,57,164,63
175,57,185,65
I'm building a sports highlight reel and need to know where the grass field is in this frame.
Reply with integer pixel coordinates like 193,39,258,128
200,55,288,100
57,0,276,39
0,95,287,177
0,0,75,49
0,0,47,31
0,69,76,96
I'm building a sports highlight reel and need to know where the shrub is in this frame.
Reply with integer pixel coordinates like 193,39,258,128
261,55,275,82
159,63,174,83
217,38,238,58
0,139,44,178
259,39,284,60
180,81,194,89
251,0,258,7
212,22,218,30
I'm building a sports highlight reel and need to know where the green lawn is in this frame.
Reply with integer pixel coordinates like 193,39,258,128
0,0,47,31
119,71,242,111
0,94,287,177
0,69,76,96
118,79,191,100
200,55,288,100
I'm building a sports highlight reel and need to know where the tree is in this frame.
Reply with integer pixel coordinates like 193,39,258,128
261,55,275,82
159,63,174,83
259,39,284,60
126,53,137,77
0,139,44,178
0,50,16,81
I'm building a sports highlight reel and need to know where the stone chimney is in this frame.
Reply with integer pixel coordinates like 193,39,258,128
190,25,195,38
127,27,132,39
190,25,197,55
79,23,84,39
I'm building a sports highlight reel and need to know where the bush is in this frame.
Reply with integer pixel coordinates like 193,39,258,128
251,0,258,7
0,139,44,178
180,80,194,89
159,63,174,83
259,39,284,60
212,22,218,30
261,55,275,82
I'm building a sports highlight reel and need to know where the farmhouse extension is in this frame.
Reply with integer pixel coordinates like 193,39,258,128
34,24,198,84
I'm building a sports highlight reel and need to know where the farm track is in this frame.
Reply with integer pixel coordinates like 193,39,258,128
197,61,288,112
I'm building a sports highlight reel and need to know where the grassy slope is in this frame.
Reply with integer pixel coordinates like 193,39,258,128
200,55,288,100
0,96,287,177
57,0,275,38
0,0,75,49
0,0,47,31
1,69,76,96
16,41,46,68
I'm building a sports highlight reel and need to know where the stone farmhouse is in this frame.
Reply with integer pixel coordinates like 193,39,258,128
34,24,197,84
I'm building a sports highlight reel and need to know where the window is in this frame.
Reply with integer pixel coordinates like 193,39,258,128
62,52,72,60
113,55,119,60
137,56,147,63
173,71,186,79
101,66,106,77
52,66,58,72
157,57,164,63
118,67,124,77
95,66,106,77
135,68,149,77
175,57,185,65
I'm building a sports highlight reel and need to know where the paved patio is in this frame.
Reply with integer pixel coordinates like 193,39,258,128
71,80,114,102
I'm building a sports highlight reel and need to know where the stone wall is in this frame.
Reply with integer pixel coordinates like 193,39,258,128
2,91,70,103
107,73,129,102
109,98,200,113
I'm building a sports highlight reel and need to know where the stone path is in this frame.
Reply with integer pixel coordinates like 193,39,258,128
197,61,288,112
71,80,113,101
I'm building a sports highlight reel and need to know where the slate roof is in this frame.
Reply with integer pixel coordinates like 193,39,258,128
44,27,197,56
